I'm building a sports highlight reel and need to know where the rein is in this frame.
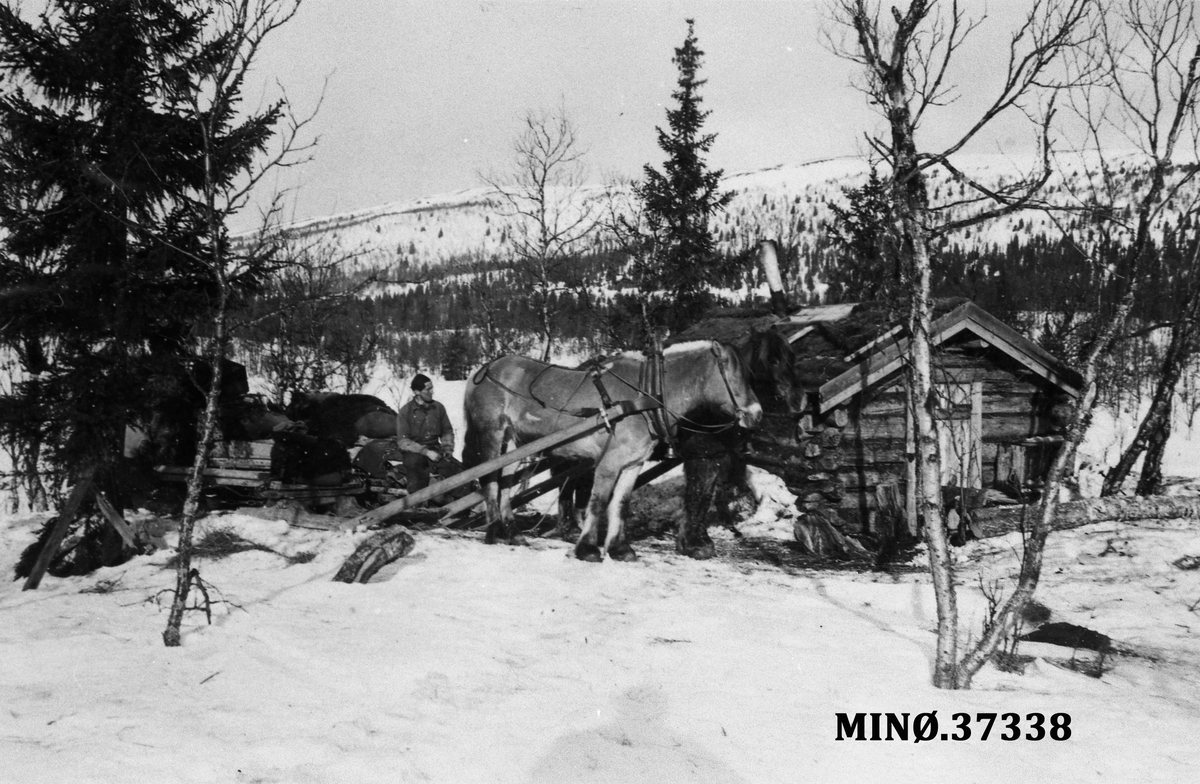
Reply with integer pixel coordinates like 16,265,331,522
472,343,750,448
633,342,750,440
473,357,611,420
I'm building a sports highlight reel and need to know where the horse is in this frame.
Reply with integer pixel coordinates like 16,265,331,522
738,327,807,418
463,341,763,562
285,392,397,448
550,327,809,559
670,326,809,557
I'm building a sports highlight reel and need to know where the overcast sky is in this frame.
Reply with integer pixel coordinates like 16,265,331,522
242,0,1040,228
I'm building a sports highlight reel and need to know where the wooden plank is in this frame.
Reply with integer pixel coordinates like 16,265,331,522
437,460,591,519
348,397,660,530
261,480,366,501
211,457,271,470
24,466,98,590
970,381,983,488
446,456,682,527
905,391,918,535
156,465,271,482
154,472,267,488
843,324,904,363
786,325,816,343
94,491,140,550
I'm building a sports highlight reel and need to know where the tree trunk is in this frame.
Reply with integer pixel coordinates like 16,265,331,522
1103,318,1194,496
885,59,957,688
971,494,1200,536
163,313,227,647
1136,408,1172,496
334,528,416,583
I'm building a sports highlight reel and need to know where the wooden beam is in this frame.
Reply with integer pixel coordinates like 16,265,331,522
786,325,816,344
445,457,682,530
24,465,98,591
347,398,660,530
843,324,904,363
438,460,594,520
94,491,140,551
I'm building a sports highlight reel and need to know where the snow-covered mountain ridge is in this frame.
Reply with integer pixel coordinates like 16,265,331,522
268,151,1199,285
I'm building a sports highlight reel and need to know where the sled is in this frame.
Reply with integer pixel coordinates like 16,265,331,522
345,397,665,531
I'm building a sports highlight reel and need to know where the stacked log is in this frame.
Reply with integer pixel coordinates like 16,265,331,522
972,496,1200,538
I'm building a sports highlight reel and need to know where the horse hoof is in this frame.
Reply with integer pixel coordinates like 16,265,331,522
509,533,529,547
574,543,603,562
608,543,638,562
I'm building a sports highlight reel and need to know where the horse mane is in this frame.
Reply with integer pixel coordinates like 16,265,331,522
662,340,714,356
743,328,795,377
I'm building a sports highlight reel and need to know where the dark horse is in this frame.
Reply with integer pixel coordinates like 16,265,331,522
737,326,807,418
674,327,808,555
463,341,763,562
285,392,397,448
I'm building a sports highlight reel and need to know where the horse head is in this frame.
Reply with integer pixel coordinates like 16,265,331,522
663,341,763,433
741,327,808,417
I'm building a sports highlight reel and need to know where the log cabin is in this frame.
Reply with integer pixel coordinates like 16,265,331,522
674,297,1083,540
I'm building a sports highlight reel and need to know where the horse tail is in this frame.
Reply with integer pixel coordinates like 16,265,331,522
462,413,484,469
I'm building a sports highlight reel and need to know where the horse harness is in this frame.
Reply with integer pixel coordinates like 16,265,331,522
638,346,675,451
472,342,749,450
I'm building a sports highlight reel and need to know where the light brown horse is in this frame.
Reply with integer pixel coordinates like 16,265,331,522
463,341,763,562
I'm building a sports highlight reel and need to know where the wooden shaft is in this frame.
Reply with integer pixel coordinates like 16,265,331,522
438,459,589,519
348,397,659,530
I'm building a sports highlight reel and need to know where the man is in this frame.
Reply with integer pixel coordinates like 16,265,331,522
396,373,459,499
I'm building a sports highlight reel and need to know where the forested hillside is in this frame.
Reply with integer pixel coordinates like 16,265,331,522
238,153,1200,399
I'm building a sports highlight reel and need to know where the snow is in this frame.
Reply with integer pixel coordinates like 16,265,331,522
5,343,1200,781
5,356,1200,784
4,509,1200,782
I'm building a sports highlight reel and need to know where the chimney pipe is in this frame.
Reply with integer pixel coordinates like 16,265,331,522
758,239,790,317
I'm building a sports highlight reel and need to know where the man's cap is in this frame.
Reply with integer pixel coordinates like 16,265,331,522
411,373,432,391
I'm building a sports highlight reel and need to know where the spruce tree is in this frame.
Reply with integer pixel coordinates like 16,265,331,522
0,0,222,504
637,18,733,334
827,167,903,304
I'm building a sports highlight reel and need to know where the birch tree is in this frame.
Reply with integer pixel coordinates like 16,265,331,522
829,0,1093,688
161,0,313,647
482,107,600,362
1079,0,1200,497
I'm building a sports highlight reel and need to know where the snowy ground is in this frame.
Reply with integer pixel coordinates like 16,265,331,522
4,368,1200,781
3,492,1200,783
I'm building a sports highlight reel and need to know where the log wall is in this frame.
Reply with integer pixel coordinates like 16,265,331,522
750,344,1073,536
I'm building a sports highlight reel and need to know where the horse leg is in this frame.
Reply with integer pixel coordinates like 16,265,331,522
573,465,618,563
602,463,644,562
496,462,527,546
479,427,510,545
548,467,591,541
679,455,721,560
482,467,505,544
